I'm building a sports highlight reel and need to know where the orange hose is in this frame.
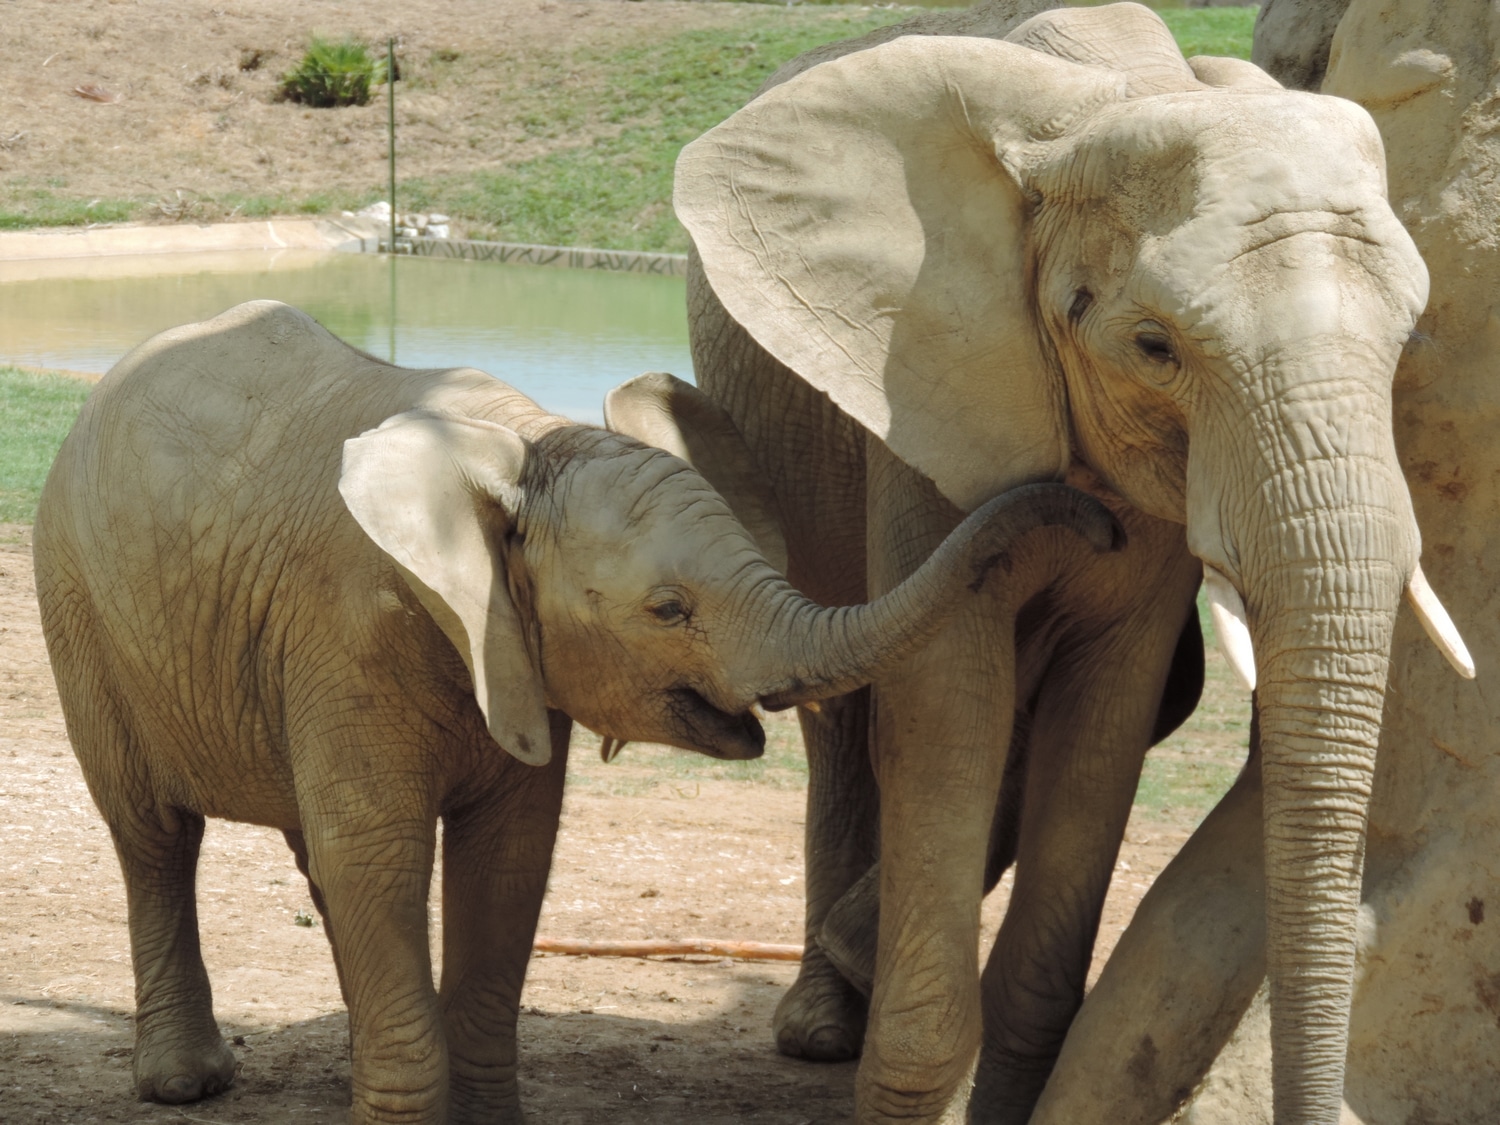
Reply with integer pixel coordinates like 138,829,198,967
532,936,802,962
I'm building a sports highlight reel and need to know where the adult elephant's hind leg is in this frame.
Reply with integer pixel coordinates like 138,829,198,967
774,688,876,1061
113,803,238,1103
440,712,571,1125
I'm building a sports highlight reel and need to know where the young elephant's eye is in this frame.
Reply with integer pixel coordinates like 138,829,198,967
647,599,691,625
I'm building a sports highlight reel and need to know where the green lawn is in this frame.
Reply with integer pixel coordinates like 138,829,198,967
0,367,91,524
0,5,1259,250
404,6,1258,253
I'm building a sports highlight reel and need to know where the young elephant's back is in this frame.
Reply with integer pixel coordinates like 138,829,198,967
33,301,498,822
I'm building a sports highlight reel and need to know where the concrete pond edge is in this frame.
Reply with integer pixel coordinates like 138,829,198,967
0,217,689,277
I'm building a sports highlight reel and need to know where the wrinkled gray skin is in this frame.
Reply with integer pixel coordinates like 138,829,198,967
680,2,1434,1122
33,301,1119,1124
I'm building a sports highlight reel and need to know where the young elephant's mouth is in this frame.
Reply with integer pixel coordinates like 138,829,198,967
662,687,766,761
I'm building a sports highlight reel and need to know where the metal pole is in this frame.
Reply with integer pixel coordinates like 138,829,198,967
387,37,396,254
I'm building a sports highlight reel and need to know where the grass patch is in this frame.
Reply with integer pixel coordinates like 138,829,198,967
1135,592,1253,826
1134,751,1244,824
403,11,907,251
566,711,808,797
0,6,1258,245
278,37,389,108
0,188,138,230
1158,7,1257,61
402,5,1257,251
0,367,91,523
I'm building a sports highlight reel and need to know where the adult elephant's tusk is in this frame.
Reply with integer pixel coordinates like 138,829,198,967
1203,565,1257,692
1407,563,1476,679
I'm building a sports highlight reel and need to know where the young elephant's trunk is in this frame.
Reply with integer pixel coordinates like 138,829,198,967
749,483,1122,711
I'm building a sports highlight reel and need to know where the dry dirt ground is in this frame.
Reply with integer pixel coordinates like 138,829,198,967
0,0,869,223
0,520,1219,1123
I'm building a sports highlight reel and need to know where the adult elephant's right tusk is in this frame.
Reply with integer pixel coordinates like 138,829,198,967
1407,563,1476,679
1203,565,1257,692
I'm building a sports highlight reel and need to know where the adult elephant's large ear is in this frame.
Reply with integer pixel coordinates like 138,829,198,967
339,410,553,766
676,36,1125,512
604,372,788,573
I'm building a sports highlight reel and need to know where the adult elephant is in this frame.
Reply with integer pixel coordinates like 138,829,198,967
673,3,1472,1122
1031,1,1500,1122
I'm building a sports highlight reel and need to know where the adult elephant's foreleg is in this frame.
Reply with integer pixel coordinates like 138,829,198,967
774,687,877,1061
971,588,1194,1122
858,439,1015,1122
861,608,1018,1122
441,711,571,1124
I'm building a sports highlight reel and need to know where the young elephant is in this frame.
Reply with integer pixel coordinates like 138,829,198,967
33,300,1120,1124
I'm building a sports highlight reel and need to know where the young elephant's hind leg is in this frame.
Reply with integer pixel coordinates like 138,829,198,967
111,803,238,1102
54,653,236,1104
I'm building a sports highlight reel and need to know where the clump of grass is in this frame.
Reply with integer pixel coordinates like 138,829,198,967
279,37,389,108
0,367,92,524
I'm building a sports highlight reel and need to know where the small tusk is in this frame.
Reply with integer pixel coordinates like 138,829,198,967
1203,565,1257,692
1407,564,1475,679
801,700,822,714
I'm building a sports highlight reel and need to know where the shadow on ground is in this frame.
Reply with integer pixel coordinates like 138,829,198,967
0,975,855,1124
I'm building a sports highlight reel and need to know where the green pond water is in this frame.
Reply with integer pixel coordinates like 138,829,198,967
0,250,693,423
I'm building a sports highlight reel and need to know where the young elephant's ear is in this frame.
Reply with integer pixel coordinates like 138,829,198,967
676,36,1126,513
339,410,553,766
603,372,788,573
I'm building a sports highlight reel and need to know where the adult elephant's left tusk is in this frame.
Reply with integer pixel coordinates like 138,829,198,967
1203,565,1257,692
1407,563,1476,679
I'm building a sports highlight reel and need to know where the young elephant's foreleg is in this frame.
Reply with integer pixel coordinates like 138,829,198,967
774,687,877,1062
439,713,571,1125
112,805,237,1103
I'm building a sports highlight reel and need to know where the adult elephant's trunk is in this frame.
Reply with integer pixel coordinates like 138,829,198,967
745,483,1122,711
1249,535,1401,1122
1190,342,1464,1122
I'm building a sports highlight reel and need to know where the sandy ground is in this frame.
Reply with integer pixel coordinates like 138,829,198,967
0,522,1205,1123
0,0,869,223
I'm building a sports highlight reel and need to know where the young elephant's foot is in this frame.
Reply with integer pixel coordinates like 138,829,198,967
133,1031,238,1104
773,949,868,1061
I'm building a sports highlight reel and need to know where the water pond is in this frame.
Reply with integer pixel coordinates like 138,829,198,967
0,250,693,423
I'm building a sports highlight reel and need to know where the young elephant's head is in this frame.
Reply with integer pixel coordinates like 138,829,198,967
339,377,1120,768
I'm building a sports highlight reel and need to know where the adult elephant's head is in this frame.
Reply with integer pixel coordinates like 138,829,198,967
676,6,1472,1121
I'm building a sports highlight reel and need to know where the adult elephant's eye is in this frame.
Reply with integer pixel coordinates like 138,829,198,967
1135,331,1178,366
647,599,691,625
